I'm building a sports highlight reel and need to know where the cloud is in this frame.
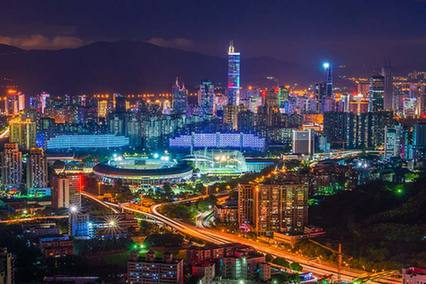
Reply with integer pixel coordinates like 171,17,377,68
146,37,194,50
0,34,84,50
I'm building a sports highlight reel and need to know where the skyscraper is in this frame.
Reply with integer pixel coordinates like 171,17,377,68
27,148,48,190
381,63,394,111
9,117,37,150
172,78,188,114
324,62,333,98
198,80,215,116
1,143,23,189
369,75,385,112
227,41,240,106
52,174,70,209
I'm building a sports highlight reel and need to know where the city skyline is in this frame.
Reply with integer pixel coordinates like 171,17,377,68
0,2,425,284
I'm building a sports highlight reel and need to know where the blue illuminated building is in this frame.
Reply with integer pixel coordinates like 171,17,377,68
227,41,240,106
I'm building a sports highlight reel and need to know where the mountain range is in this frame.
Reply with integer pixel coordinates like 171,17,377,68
0,40,308,95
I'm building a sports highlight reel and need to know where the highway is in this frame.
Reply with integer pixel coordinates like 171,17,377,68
81,191,400,283
0,215,68,224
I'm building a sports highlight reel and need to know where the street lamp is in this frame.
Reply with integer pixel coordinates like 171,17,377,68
69,205,78,214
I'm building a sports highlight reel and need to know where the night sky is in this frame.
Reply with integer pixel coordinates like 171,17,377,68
1,0,425,69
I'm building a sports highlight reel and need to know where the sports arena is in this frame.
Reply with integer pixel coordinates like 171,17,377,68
93,154,193,185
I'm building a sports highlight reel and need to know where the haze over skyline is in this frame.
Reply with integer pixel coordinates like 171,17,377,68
1,0,425,70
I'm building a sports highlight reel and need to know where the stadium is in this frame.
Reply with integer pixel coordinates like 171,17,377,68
93,154,193,185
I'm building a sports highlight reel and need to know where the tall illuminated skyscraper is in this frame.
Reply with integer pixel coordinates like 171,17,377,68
323,62,333,98
1,143,23,189
27,148,48,190
227,41,240,106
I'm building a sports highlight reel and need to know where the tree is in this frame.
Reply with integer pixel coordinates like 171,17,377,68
290,262,303,272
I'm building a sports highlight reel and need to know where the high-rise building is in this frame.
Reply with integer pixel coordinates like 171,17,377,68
358,111,394,148
40,92,50,114
324,62,333,98
381,64,394,111
198,80,215,116
227,41,240,106
384,125,402,159
0,247,14,284
128,251,184,284
113,93,126,114
97,99,109,118
9,117,36,150
27,148,48,190
172,78,188,114
126,117,141,147
237,110,255,132
52,174,70,209
238,174,308,235
324,112,358,149
292,129,316,155
223,105,239,130
5,89,20,116
1,143,23,189
109,114,126,136
369,75,385,112
68,174,83,209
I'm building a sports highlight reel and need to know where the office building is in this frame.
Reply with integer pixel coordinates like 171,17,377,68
238,174,309,235
172,78,188,114
1,143,23,189
227,41,241,106
127,251,184,284
0,248,14,284
198,80,215,117
9,117,37,150
369,75,385,112
292,129,316,155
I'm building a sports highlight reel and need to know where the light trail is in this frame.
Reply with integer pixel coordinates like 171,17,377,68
0,215,68,224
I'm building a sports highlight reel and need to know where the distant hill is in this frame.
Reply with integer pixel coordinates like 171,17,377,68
0,40,304,95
